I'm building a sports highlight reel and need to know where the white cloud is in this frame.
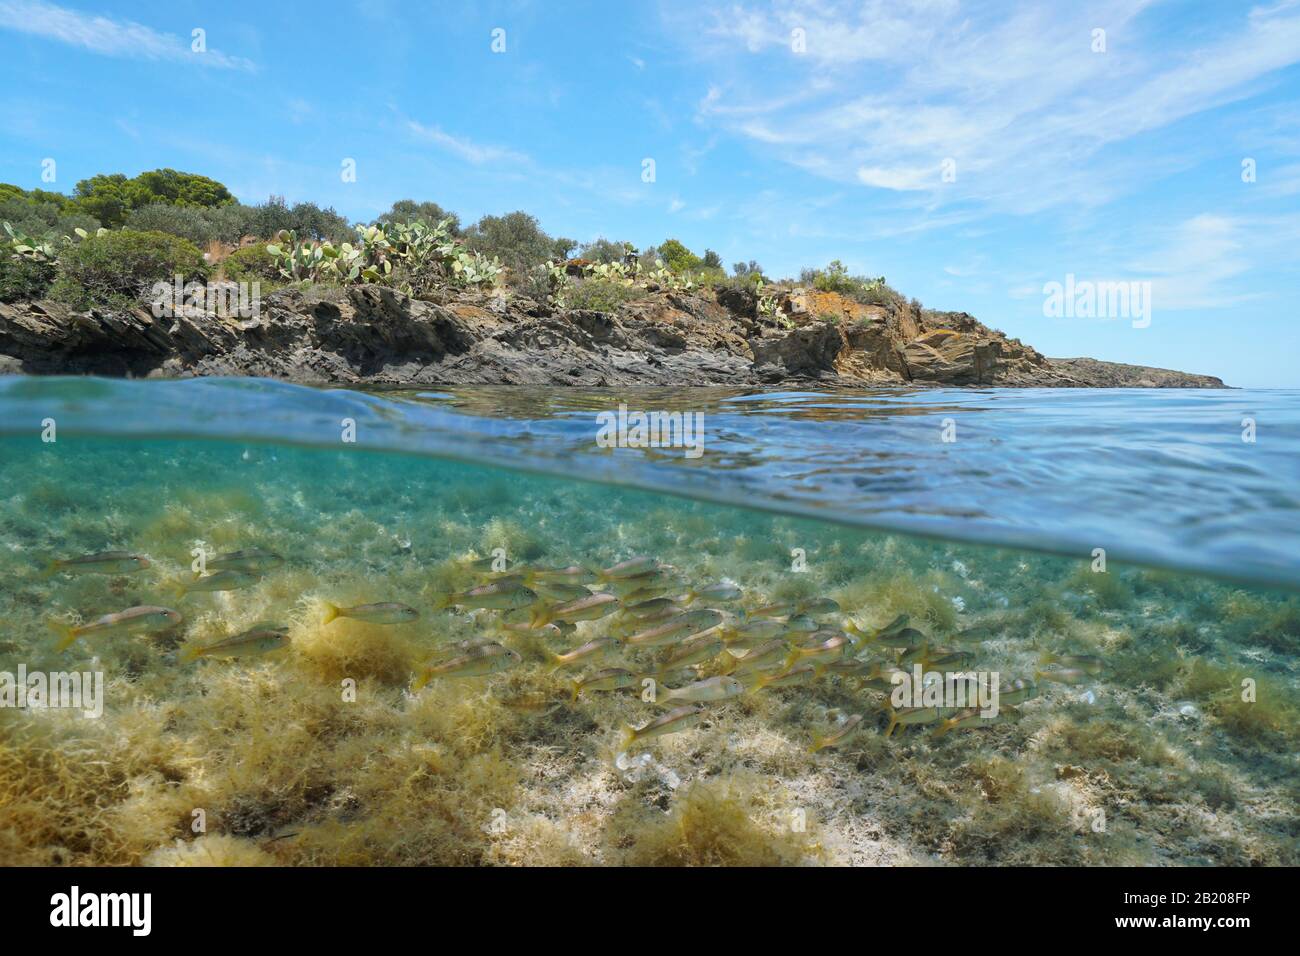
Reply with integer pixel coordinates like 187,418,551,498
0,0,255,70
405,120,529,166
682,0,1300,219
1130,214,1260,311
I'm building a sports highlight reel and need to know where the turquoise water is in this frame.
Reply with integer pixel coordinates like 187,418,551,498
0,378,1296,866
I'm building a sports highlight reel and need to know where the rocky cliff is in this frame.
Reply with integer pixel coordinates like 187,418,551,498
0,284,1226,388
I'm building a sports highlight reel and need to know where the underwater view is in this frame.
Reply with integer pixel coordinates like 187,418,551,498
1,378,1296,867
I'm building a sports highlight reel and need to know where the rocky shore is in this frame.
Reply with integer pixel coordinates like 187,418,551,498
0,284,1226,388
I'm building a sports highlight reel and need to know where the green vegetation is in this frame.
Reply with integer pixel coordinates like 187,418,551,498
220,244,280,284
800,260,887,301
463,211,574,276
378,199,461,235
69,169,234,229
2,166,920,318
0,241,56,302
266,219,501,294
567,276,641,312
49,229,208,311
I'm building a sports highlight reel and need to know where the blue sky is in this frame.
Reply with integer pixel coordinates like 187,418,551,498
1,0,1297,386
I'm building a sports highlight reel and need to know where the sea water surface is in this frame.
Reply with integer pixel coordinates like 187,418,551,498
3,377,1298,588
0,377,1296,866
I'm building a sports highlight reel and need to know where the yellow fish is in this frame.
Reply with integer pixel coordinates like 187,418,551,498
180,624,289,662
437,581,537,612
809,714,865,753
532,591,620,627
51,605,182,652
600,556,661,580
884,706,942,738
752,663,818,693
625,609,723,648
44,551,149,577
207,549,284,574
657,633,725,674
618,704,704,751
414,643,520,688
653,675,744,706
323,602,419,625
1039,653,1104,675
549,635,622,671
572,667,639,702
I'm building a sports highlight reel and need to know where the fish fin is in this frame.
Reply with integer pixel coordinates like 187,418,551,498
322,602,341,625
49,619,80,653
617,724,635,753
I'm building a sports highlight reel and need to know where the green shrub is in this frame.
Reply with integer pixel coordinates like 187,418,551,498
0,242,57,302
124,203,218,246
566,277,639,312
378,199,460,235
50,229,208,310
124,202,262,246
251,197,351,243
221,244,280,283
464,211,571,281
71,169,234,228
657,238,702,274
0,196,99,239
578,237,636,264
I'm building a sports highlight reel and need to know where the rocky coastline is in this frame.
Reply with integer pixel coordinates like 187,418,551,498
0,283,1226,388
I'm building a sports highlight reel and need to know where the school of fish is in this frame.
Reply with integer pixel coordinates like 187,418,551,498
42,548,1100,754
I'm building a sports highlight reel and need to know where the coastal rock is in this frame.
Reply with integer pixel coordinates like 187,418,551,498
0,285,1227,388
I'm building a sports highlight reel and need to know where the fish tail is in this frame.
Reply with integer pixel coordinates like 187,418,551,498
432,594,454,612
570,681,581,705
178,643,204,664
411,668,432,691
169,579,188,598
322,602,341,625
884,714,899,739
808,735,826,754
617,724,636,753
529,607,554,629
49,620,79,653
1037,651,1058,665
40,560,60,579
782,650,800,672
931,719,955,740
